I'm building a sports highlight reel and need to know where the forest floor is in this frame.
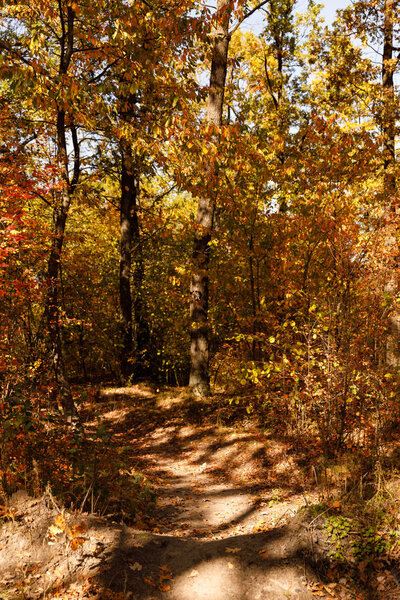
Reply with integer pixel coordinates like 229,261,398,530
0,384,399,600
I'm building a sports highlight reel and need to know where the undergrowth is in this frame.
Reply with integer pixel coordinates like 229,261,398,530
0,385,156,524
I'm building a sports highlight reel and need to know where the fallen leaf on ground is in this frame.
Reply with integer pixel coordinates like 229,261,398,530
69,536,87,550
228,562,234,569
54,514,67,529
129,562,142,571
188,570,199,577
48,525,63,536
143,576,156,587
70,522,87,536
225,547,241,553
159,584,171,592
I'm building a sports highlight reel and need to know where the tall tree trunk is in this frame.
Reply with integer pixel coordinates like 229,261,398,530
46,117,79,418
382,0,400,367
189,0,231,396
119,140,135,380
132,200,150,378
45,4,79,418
119,140,150,381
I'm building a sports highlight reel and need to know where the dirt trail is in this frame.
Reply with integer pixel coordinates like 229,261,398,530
0,386,363,599
90,386,323,599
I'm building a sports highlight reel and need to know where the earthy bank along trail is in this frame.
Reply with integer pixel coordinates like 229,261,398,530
0,386,395,600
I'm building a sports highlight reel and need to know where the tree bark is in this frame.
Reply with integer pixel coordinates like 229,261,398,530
382,0,400,367
119,140,150,381
189,0,231,396
45,4,79,418
132,199,150,378
119,140,135,380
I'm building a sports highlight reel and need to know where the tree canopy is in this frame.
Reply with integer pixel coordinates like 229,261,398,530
1,0,400,565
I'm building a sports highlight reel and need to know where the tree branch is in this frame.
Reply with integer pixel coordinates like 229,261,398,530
263,53,279,110
30,189,52,207
229,0,270,36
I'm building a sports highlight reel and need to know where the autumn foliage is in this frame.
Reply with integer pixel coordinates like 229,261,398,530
0,0,400,528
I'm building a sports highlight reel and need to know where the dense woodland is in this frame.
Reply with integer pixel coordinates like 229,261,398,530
2,0,400,588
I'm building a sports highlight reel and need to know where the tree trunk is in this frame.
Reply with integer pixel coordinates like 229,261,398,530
132,199,150,378
46,113,79,418
119,141,135,380
45,5,79,419
382,0,400,367
189,0,231,396
119,140,150,381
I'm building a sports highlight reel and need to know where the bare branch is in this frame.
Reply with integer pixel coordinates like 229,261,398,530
263,53,279,110
229,0,269,36
30,190,52,207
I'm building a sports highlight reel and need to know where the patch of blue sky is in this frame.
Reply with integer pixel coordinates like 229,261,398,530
240,0,351,35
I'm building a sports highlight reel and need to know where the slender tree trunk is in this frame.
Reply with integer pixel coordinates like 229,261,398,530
46,116,79,417
189,0,231,396
249,231,257,361
132,200,150,378
119,141,150,381
119,141,135,380
382,0,400,367
45,5,79,418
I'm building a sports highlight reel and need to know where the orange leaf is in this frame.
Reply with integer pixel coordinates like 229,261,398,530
69,536,86,550
70,522,87,537
159,584,171,592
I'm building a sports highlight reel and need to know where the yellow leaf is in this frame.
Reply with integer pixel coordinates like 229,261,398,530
48,524,63,536
54,513,66,528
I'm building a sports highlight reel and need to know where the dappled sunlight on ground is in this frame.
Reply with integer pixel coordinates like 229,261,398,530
1,385,395,599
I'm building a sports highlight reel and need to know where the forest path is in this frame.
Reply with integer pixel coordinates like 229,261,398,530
89,385,339,600
0,385,368,600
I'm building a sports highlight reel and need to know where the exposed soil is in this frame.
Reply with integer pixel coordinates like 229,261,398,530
0,385,398,599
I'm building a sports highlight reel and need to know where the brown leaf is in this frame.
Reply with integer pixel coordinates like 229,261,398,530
70,522,87,537
159,564,171,572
